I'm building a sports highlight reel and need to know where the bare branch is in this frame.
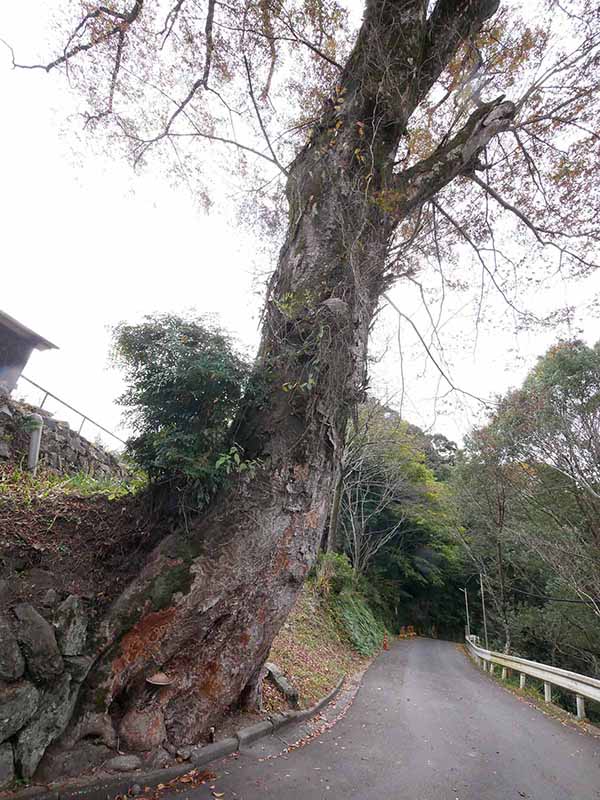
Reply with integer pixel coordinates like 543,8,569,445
470,174,599,272
383,292,491,407
14,1,143,73
243,56,289,177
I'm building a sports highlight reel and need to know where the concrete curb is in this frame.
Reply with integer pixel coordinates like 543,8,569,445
8,676,346,800
269,674,345,731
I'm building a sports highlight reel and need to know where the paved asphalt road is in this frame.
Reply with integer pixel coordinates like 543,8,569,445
163,639,600,800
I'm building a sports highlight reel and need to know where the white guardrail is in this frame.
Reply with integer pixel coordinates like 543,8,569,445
466,635,600,720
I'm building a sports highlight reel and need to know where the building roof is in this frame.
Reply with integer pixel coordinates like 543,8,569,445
0,310,58,351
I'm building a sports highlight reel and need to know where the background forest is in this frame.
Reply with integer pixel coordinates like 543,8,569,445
114,315,600,704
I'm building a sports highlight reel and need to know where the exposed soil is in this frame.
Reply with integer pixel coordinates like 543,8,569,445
0,466,168,619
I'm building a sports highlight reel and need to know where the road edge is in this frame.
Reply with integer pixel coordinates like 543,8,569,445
460,644,600,740
6,676,347,800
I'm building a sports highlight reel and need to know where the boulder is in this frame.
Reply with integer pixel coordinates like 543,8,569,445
105,754,142,772
0,681,39,742
150,747,172,769
36,740,112,782
0,617,25,682
41,589,60,608
15,672,76,778
55,596,87,656
265,661,299,708
14,603,63,683
64,655,93,684
118,707,167,752
0,742,14,790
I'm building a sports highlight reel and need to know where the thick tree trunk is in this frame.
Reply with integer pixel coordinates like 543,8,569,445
35,0,512,775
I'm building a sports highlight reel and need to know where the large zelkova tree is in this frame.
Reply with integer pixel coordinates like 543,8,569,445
10,0,600,762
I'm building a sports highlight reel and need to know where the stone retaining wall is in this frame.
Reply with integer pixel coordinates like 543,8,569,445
0,595,90,787
0,394,126,479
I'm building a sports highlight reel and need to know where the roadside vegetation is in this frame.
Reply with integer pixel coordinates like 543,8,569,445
109,316,600,698
0,463,145,503
454,340,600,721
4,316,599,779
265,573,371,711
0,462,160,619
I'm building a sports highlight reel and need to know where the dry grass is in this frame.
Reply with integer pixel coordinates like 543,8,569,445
0,464,163,618
264,583,370,711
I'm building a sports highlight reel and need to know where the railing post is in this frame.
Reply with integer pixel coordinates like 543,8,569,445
519,673,526,690
27,414,44,475
544,681,552,702
490,663,495,675
576,695,586,720
501,667,507,681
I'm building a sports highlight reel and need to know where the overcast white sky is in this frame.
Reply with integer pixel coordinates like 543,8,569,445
1,3,599,449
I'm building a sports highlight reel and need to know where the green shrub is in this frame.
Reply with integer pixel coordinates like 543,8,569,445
112,313,253,513
313,552,355,597
332,590,385,656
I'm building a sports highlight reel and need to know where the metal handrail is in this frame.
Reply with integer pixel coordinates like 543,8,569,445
18,375,126,446
465,635,600,719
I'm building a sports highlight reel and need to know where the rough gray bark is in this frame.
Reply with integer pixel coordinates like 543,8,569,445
37,0,515,773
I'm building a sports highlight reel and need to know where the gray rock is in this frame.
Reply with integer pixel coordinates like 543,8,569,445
130,784,143,796
0,617,25,682
41,589,60,608
105,754,142,772
176,746,191,760
15,672,76,778
150,747,172,769
265,661,299,707
55,596,87,656
0,681,39,742
0,742,14,790
0,581,9,607
14,603,64,683
0,441,10,459
0,405,13,419
35,740,112,782
64,655,93,683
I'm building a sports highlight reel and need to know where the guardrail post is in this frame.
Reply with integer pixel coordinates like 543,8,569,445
466,636,600,717
27,414,44,475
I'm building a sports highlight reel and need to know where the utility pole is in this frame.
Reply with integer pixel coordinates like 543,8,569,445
460,587,471,639
480,572,489,650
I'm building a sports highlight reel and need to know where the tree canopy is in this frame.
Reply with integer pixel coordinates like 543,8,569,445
14,1,600,309
455,339,600,683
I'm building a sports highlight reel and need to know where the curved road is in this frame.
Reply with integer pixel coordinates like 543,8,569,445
165,640,600,799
